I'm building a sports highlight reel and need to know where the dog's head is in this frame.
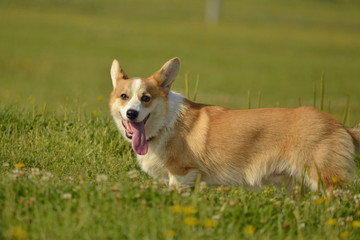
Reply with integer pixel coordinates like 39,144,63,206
109,58,180,155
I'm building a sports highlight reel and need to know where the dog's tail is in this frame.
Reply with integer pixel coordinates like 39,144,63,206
349,123,360,154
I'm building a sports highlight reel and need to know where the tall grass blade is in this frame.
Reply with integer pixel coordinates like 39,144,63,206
320,72,325,111
257,91,262,108
291,175,296,200
185,73,190,99
298,97,302,107
327,100,331,114
314,162,328,199
64,96,69,121
13,123,18,140
313,83,316,109
300,165,309,197
248,91,251,109
193,74,200,101
42,103,47,115
342,95,350,125
192,173,202,205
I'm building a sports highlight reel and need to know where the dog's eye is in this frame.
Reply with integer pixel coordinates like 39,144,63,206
120,94,128,100
141,95,151,103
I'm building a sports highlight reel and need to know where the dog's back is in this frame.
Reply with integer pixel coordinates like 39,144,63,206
166,102,357,193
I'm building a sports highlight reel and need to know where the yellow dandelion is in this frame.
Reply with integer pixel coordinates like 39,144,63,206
243,225,256,236
184,217,198,226
172,204,182,214
183,205,196,216
352,220,360,228
315,197,325,205
97,96,104,101
7,225,27,240
15,163,25,169
325,218,336,226
203,218,217,228
340,231,350,239
92,110,98,116
332,177,338,184
165,229,175,238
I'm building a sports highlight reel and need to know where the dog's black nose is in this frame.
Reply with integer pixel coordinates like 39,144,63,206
126,109,139,121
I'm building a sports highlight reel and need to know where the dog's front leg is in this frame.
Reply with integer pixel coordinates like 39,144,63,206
168,169,200,189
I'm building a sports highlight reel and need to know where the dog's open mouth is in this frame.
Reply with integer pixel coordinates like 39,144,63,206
122,114,150,155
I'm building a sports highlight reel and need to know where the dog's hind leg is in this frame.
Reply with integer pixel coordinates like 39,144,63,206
349,123,360,154
307,131,356,195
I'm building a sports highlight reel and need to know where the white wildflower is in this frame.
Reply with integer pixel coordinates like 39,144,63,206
65,176,73,182
62,193,72,199
181,191,191,197
288,200,296,205
299,223,305,230
338,217,345,226
327,206,336,213
212,215,221,221
332,189,343,197
354,194,360,204
10,169,25,180
346,216,353,223
199,181,207,191
96,174,108,183
41,171,52,181
2,162,10,167
285,198,295,205
127,170,138,179
31,168,40,177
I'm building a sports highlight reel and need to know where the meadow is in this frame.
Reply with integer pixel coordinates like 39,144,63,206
1,0,360,239
1,0,360,116
1,104,360,239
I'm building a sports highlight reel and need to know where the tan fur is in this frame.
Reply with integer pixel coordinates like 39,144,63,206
166,101,357,192
109,58,359,194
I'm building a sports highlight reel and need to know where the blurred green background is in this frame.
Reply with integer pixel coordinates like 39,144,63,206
1,0,360,123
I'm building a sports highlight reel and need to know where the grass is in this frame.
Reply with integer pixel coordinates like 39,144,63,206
0,103,360,240
1,0,360,118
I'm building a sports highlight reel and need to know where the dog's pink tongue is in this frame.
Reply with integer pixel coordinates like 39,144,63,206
130,122,148,155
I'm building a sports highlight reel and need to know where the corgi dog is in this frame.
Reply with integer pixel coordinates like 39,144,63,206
109,57,360,193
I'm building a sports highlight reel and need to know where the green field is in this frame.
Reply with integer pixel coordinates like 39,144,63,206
1,105,360,240
1,0,360,239
1,0,360,120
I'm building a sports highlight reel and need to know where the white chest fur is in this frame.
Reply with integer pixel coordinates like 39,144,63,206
136,130,172,179
136,91,184,179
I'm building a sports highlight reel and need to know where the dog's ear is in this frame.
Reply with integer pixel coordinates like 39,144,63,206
111,59,128,89
153,57,180,92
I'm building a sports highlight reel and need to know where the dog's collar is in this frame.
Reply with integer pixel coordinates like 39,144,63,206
147,136,155,142
125,134,155,142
